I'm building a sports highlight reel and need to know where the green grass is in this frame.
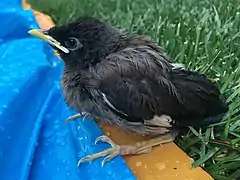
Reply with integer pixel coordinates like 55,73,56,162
28,0,240,179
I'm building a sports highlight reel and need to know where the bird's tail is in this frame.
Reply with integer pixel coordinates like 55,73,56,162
171,69,228,127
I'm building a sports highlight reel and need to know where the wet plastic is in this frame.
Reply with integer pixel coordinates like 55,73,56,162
0,1,136,180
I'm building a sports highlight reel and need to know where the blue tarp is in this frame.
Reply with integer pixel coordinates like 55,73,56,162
0,1,136,180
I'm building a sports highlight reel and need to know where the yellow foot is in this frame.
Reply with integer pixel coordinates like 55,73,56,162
77,132,176,166
65,112,90,122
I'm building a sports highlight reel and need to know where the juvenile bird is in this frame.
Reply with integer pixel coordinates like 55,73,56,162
28,16,228,166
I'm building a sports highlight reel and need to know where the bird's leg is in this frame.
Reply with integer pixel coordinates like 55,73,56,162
78,131,177,166
65,111,90,122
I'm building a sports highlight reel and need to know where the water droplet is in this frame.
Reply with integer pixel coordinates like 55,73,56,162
1,104,7,108
62,159,67,164
12,88,19,93
28,162,32,166
135,161,142,167
29,136,34,142
0,125,5,131
52,61,58,67
77,151,85,158
0,76,11,83
55,137,66,147
60,140,66,146
43,130,54,138
53,119,60,125
41,159,46,165
44,114,51,120
54,124,60,130
34,141,38,146
105,132,111,136
156,162,166,170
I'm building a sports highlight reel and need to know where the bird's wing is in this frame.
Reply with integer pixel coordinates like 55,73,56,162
92,46,182,127
87,45,226,132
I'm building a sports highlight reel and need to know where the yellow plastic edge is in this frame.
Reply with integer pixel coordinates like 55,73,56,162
22,1,213,179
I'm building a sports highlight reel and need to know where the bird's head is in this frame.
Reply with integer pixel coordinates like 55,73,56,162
28,17,121,69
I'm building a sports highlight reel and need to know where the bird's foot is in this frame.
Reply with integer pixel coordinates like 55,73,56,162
78,135,151,167
65,112,90,122
77,135,120,167
77,132,176,166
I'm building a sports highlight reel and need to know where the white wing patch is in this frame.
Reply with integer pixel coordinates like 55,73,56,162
171,63,185,70
144,115,173,127
142,115,174,134
101,92,128,116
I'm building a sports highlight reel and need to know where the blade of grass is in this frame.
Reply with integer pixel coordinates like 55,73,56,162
192,147,220,168
230,168,240,179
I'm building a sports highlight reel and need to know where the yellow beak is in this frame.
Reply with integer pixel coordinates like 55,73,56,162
28,29,70,54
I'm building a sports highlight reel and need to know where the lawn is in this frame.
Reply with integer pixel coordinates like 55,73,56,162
28,0,240,179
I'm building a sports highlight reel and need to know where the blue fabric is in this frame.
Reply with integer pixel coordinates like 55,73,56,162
0,1,136,180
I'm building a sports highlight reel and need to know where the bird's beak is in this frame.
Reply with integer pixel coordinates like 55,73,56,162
28,29,70,54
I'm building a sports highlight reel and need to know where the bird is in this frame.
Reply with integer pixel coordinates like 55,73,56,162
28,16,228,167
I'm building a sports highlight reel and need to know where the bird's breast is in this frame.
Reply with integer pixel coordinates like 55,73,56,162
61,71,110,118
61,71,92,111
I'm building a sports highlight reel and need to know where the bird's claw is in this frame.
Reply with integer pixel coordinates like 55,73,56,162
77,155,94,165
65,112,90,122
95,135,116,147
77,147,120,166
78,135,120,166
101,150,119,167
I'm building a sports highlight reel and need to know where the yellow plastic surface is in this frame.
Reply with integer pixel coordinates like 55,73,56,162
22,1,213,179
99,122,213,180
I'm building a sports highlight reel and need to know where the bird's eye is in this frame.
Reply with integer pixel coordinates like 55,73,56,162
64,37,82,51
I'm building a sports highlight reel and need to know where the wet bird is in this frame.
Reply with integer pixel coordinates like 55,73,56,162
28,16,228,166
